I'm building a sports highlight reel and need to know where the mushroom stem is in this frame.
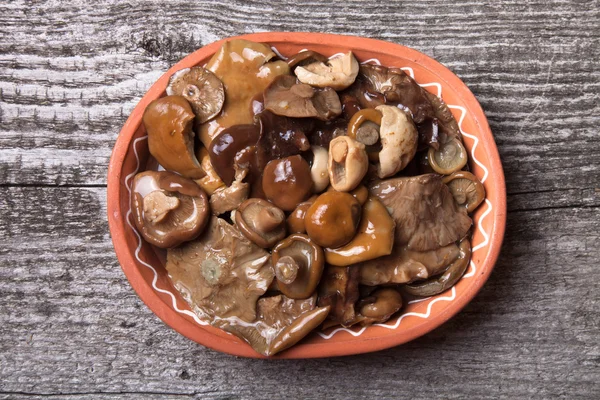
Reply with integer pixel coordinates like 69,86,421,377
143,190,181,224
348,108,383,140
275,255,300,285
255,207,285,233
331,140,348,163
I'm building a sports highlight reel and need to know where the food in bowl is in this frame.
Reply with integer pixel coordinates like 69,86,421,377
129,39,486,356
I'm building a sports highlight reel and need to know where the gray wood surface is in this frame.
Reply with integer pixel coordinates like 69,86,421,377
1,0,599,399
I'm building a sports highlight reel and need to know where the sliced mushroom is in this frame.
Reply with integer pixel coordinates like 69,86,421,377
263,75,342,121
428,137,468,175
209,167,249,216
305,191,362,249
294,51,359,91
317,264,360,328
194,147,225,195
356,288,403,326
404,238,471,297
374,105,418,178
310,145,330,193
286,196,317,234
131,171,210,248
328,136,369,192
234,198,286,248
324,196,395,266
272,234,325,299
165,67,225,124
143,95,205,179
262,155,313,211
199,39,290,146
369,174,472,251
443,171,486,212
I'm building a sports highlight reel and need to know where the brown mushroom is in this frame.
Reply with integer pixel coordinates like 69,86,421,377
427,137,468,175
356,288,403,326
317,265,360,328
209,167,249,216
324,196,395,266
305,191,362,249
272,234,325,299
294,51,359,91
142,95,205,179
328,136,369,192
194,147,225,195
369,174,472,251
263,75,342,121
262,155,313,211
286,196,317,234
256,110,312,158
350,185,369,205
165,67,225,124
131,171,210,248
234,198,286,248
443,171,486,212
267,304,330,356
287,50,329,67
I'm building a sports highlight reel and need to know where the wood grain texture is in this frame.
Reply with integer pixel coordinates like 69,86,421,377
1,0,599,398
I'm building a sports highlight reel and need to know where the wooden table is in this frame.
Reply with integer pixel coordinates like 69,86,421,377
1,0,599,398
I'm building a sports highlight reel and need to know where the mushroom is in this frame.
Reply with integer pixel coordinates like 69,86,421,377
358,242,461,286
355,288,403,327
194,147,225,195
324,196,395,266
294,51,359,91
304,191,362,248
166,216,273,323
272,234,325,299
142,95,205,179
256,110,312,158
427,137,468,175
350,185,369,205
199,39,290,146
209,167,249,216
309,145,329,193
369,174,472,251
263,75,342,121
375,105,418,178
262,155,313,211
286,50,328,68
286,196,317,234
404,238,471,297
165,67,225,124
234,198,286,248
131,171,210,248
328,136,369,192
443,171,486,212
317,265,360,328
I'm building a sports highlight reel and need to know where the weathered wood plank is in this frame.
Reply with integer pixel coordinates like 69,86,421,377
0,187,598,398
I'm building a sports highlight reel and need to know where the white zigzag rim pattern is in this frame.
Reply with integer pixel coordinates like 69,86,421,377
123,60,493,341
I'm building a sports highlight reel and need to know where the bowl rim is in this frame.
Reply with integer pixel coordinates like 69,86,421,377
107,31,507,359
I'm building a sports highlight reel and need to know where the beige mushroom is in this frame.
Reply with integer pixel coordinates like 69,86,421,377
328,136,369,192
374,105,418,178
234,198,286,248
294,52,359,91
310,145,329,193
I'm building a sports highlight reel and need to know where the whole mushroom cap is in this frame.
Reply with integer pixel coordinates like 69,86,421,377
294,51,359,91
443,171,486,212
305,191,362,249
262,155,313,211
234,198,286,248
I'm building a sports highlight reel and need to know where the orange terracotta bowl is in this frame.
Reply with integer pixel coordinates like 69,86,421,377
107,32,507,359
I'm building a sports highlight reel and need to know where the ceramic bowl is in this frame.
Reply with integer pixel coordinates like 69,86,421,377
107,32,506,358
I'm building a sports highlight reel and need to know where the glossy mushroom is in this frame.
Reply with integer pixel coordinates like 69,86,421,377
165,67,225,124
428,137,468,175
294,51,359,91
131,171,210,248
209,167,249,216
262,155,313,211
327,136,369,192
374,105,418,178
286,50,329,68
309,145,330,193
234,198,286,248
272,234,325,299
263,75,342,121
443,171,486,212
286,196,317,234
194,147,225,195
357,288,403,326
305,191,361,248
142,95,205,179
324,196,395,266
317,264,360,328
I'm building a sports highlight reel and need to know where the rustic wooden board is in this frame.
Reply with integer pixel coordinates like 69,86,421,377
1,0,599,398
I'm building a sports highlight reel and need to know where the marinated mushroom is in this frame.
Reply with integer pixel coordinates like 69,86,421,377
165,67,225,124
256,110,312,158
294,51,359,91
404,238,471,297
263,75,342,121
350,185,369,205
357,288,403,326
195,147,225,195
370,174,472,251
209,167,249,215
443,171,486,212
310,145,330,193
305,191,362,249
262,155,313,211
143,95,205,179
317,265,360,328
131,171,210,248
328,136,369,192
286,196,317,234
287,50,328,68
325,196,395,266
428,137,468,175
272,234,325,299
374,105,418,178
234,198,286,248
